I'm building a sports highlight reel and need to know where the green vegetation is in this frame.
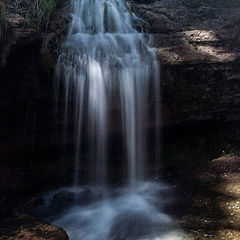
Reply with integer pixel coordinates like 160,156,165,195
14,0,56,30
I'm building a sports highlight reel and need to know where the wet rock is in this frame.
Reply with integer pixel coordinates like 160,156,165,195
0,214,69,240
75,187,95,205
35,198,45,207
50,187,95,212
54,187,95,206
52,190,75,209
19,197,46,216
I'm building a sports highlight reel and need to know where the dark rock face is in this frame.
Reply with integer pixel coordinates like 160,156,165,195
1,1,239,148
48,188,95,212
1,0,239,153
0,0,240,216
133,0,240,125
161,62,240,125
16,187,99,218
0,214,69,240
0,0,71,216
0,1,70,158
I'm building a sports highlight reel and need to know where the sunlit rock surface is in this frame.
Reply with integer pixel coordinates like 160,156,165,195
170,153,240,240
0,214,69,240
133,0,240,126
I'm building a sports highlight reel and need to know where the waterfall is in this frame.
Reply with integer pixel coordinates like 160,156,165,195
56,0,160,186
48,1,182,239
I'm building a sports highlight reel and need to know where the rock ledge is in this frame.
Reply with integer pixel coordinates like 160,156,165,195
0,214,69,240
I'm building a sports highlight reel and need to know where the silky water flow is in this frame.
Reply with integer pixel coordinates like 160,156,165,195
44,0,182,239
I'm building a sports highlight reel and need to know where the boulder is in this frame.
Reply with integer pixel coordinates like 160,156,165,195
48,187,95,214
0,214,69,240
52,190,76,210
75,187,95,205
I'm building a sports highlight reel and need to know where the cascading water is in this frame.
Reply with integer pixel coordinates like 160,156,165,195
50,0,181,239
56,0,160,186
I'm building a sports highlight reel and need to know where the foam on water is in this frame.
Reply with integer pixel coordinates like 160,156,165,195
49,182,181,240
53,0,180,239
56,0,160,186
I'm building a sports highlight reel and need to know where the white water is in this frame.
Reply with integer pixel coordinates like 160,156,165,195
54,0,180,239
56,0,160,186
51,183,182,240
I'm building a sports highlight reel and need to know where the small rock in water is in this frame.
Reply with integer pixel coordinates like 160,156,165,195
51,190,76,210
35,198,45,206
75,187,94,205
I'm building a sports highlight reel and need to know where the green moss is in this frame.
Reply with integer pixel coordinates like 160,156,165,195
13,0,56,30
